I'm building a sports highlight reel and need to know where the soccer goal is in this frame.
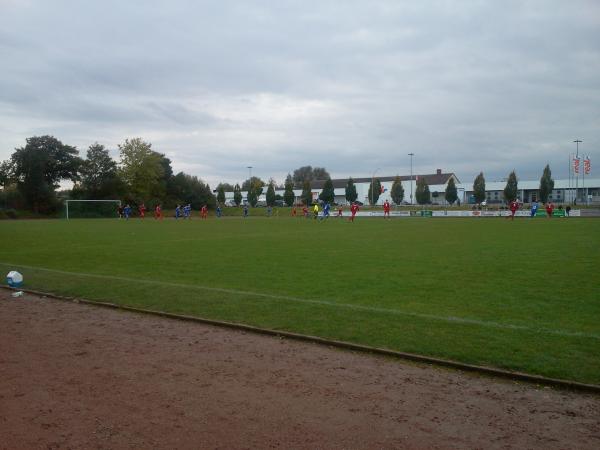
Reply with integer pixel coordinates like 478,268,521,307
65,199,122,219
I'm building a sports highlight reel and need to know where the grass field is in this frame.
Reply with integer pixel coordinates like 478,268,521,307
1,216,599,384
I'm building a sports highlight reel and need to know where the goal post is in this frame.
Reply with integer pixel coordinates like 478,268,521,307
65,199,122,220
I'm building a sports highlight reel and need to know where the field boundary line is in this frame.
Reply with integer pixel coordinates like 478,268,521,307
2,285,599,394
1,261,599,341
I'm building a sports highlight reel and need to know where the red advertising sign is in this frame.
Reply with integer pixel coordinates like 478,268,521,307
584,158,591,175
573,158,580,174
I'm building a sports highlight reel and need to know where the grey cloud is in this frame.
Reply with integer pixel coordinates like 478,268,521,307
1,0,598,187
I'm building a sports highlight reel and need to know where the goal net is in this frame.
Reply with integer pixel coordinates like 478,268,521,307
65,200,122,219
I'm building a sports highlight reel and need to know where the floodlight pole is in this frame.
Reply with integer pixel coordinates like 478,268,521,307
408,153,414,204
574,140,581,205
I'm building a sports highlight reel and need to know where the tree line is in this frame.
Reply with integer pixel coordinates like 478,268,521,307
471,166,555,206
0,136,215,213
239,166,555,207
0,135,556,213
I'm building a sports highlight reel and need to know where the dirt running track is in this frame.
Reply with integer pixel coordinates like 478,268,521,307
1,291,599,449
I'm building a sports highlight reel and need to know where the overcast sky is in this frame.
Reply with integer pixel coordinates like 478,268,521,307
1,0,598,186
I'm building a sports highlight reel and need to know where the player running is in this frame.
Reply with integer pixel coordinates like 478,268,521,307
302,205,308,218
138,203,146,219
291,206,297,217
545,202,554,218
216,205,222,218
313,203,319,220
337,205,343,217
320,202,331,220
243,204,249,218
201,205,208,219
175,204,181,219
507,200,519,220
154,204,163,220
350,202,359,222
123,204,132,220
530,201,538,218
383,200,390,219
117,204,124,219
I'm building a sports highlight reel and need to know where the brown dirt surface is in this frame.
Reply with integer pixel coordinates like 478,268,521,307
1,290,599,449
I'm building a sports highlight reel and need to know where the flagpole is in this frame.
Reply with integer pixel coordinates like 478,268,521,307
568,153,571,204
574,140,582,205
581,156,587,205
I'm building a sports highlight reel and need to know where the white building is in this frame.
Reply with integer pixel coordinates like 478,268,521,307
223,170,600,206
457,178,600,205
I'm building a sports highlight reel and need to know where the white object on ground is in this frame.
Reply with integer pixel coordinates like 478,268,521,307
6,271,23,287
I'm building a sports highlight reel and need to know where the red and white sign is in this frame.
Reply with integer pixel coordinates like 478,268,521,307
573,158,580,174
584,157,591,175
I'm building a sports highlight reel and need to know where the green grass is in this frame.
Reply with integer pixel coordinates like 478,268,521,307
1,216,599,384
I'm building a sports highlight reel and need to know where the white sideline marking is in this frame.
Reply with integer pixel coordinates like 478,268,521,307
2,262,599,341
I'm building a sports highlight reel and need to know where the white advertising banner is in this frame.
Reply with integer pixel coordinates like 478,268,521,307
349,210,581,218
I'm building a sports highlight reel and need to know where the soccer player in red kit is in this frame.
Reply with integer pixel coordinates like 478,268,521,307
350,202,359,222
508,200,519,220
139,203,146,219
154,204,162,220
201,205,208,219
291,207,297,217
337,206,343,217
302,205,308,218
383,200,390,218
545,202,554,218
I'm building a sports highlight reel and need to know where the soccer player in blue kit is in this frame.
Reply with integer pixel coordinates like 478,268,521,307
321,202,331,220
530,201,538,218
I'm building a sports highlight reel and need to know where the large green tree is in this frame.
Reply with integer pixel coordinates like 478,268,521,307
390,176,404,205
0,160,12,190
242,176,264,207
368,178,382,205
445,177,458,205
415,177,431,205
473,172,486,204
266,179,276,207
10,135,82,212
503,170,518,203
157,154,177,206
247,189,258,207
301,180,312,206
292,166,330,187
77,143,123,199
283,174,295,206
345,177,357,203
241,176,265,193
118,138,164,202
169,172,215,209
319,177,335,204
217,182,234,192
539,164,554,203
233,184,242,206
216,185,226,204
